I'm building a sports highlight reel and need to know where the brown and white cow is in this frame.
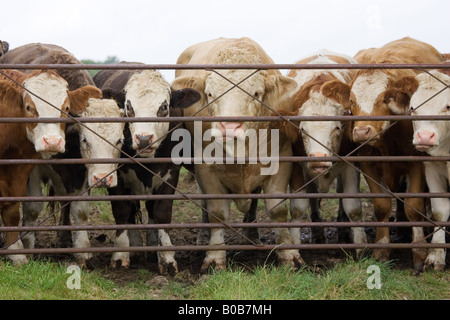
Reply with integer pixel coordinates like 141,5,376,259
320,37,444,271
172,37,302,272
384,65,450,270
0,69,99,264
0,43,122,266
286,50,367,254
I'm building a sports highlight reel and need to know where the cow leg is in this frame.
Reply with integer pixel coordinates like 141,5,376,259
200,198,230,273
2,202,28,265
58,202,73,247
341,164,367,258
241,187,262,244
360,162,392,261
263,166,305,268
424,162,449,271
109,180,140,268
402,163,427,272
147,177,179,275
70,200,92,267
21,167,44,249
289,163,309,244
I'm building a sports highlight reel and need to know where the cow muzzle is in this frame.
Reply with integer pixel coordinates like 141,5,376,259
91,173,116,188
134,133,156,154
38,135,65,154
414,130,437,151
308,152,332,175
352,125,378,143
217,122,244,140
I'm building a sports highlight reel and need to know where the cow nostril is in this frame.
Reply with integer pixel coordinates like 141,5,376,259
135,134,155,148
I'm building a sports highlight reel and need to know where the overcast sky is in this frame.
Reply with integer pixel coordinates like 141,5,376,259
2,0,449,81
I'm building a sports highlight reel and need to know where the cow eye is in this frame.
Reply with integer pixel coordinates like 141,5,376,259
26,105,32,112
254,92,260,99
157,101,169,117
125,100,135,117
81,137,87,144
446,105,450,111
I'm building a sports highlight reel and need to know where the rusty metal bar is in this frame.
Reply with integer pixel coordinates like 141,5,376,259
1,63,450,71
1,192,450,203
1,221,449,233
2,243,450,256
1,115,450,123
0,155,449,165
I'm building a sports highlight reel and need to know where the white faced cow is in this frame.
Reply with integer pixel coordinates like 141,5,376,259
320,37,444,271
0,69,99,265
172,37,302,272
385,66,450,270
286,50,367,255
0,43,126,266
94,67,200,273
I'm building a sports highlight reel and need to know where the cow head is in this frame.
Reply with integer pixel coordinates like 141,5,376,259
121,70,200,157
20,71,101,157
393,71,450,154
173,70,297,142
318,70,417,145
296,80,351,175
76,98,125,188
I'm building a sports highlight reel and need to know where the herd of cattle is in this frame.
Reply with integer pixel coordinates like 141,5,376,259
0,36,448,274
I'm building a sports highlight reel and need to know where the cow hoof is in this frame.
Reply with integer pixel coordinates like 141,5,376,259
278,250,305,270
9,254,29,266
373,248,390,262
110,259,130,269
158,262,179,275
200,259,226,273
424,250,446,271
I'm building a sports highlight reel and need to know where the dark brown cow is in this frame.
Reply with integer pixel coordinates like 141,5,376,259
320,37,444,271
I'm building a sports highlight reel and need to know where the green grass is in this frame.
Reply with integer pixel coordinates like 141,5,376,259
1,257,448,300
189,258,450,300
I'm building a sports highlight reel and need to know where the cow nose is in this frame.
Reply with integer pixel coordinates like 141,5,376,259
308,152,331,174
353,125,375,143
134,134,155,149
92,173,115,188
218,122,244,137
416,130,436,145
42,136,64,152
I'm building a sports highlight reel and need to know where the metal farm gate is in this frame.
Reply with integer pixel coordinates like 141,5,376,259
0,63,449,269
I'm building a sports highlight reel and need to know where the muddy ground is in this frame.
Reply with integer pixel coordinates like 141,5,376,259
4,171,449,286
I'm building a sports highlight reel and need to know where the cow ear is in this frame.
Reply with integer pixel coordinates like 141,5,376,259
0,80,24,111
269,110,300,143
171,76,206,93
170,88,201,109
321,80,351,107
384,76,418,114
102,88,126,108
68,85,102,116
383,89,412,114
265,74,298,99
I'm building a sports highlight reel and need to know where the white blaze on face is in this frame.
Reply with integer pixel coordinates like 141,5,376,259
205,70,265,141
352,73,389,114
410,71,450,155
79,99,125,187
299,91,344,175
23,72,69,155
124,70,171,157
